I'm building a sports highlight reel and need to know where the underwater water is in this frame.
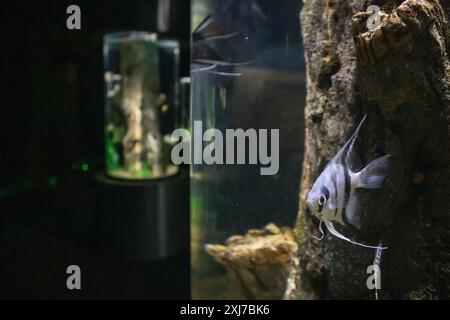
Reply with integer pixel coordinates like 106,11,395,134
191,0,306,299
103,32,180,180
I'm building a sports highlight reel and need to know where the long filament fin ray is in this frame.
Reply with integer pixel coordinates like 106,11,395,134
324,221,388,250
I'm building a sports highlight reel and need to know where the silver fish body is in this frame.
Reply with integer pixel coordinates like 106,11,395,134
306,115,389,250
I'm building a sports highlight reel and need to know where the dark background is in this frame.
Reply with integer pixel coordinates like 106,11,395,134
0,0,191,299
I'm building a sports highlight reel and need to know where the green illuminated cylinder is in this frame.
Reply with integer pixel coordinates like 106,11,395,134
103,32,180,180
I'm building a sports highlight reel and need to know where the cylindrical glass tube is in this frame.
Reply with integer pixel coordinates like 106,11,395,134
179,77,191,130
190,0,306,299
103,32,180,180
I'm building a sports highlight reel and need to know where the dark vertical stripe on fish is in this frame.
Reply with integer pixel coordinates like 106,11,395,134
342,166,352,223
331,170,338,216
336,165,345,220
344,166,351,202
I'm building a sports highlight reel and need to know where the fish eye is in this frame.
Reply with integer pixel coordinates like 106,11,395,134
319,194,327,206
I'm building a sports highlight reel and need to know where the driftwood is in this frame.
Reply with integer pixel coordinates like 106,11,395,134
206,224,298,300
287,0,450,299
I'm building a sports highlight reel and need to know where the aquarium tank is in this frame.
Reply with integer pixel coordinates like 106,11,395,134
103,32,180,180
190,0,306,299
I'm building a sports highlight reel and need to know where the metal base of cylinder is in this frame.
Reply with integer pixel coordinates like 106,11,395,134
94,169,189,261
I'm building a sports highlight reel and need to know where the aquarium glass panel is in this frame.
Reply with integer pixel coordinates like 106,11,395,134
191,0,306,299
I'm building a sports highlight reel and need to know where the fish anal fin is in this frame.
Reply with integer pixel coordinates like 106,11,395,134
335,210,346,227
345,195,362,229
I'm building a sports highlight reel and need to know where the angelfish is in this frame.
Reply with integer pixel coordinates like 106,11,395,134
306,115,389,250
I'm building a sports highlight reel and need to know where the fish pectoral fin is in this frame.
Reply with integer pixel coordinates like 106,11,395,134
345,195,362,229
328,201,337,211
324,221,388,250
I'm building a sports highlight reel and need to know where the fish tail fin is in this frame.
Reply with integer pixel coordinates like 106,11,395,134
356,154,390,189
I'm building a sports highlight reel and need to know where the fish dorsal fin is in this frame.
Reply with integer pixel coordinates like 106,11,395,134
346,147,363,172
324,221,388,250
333,115,367,170
193,14,213,39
